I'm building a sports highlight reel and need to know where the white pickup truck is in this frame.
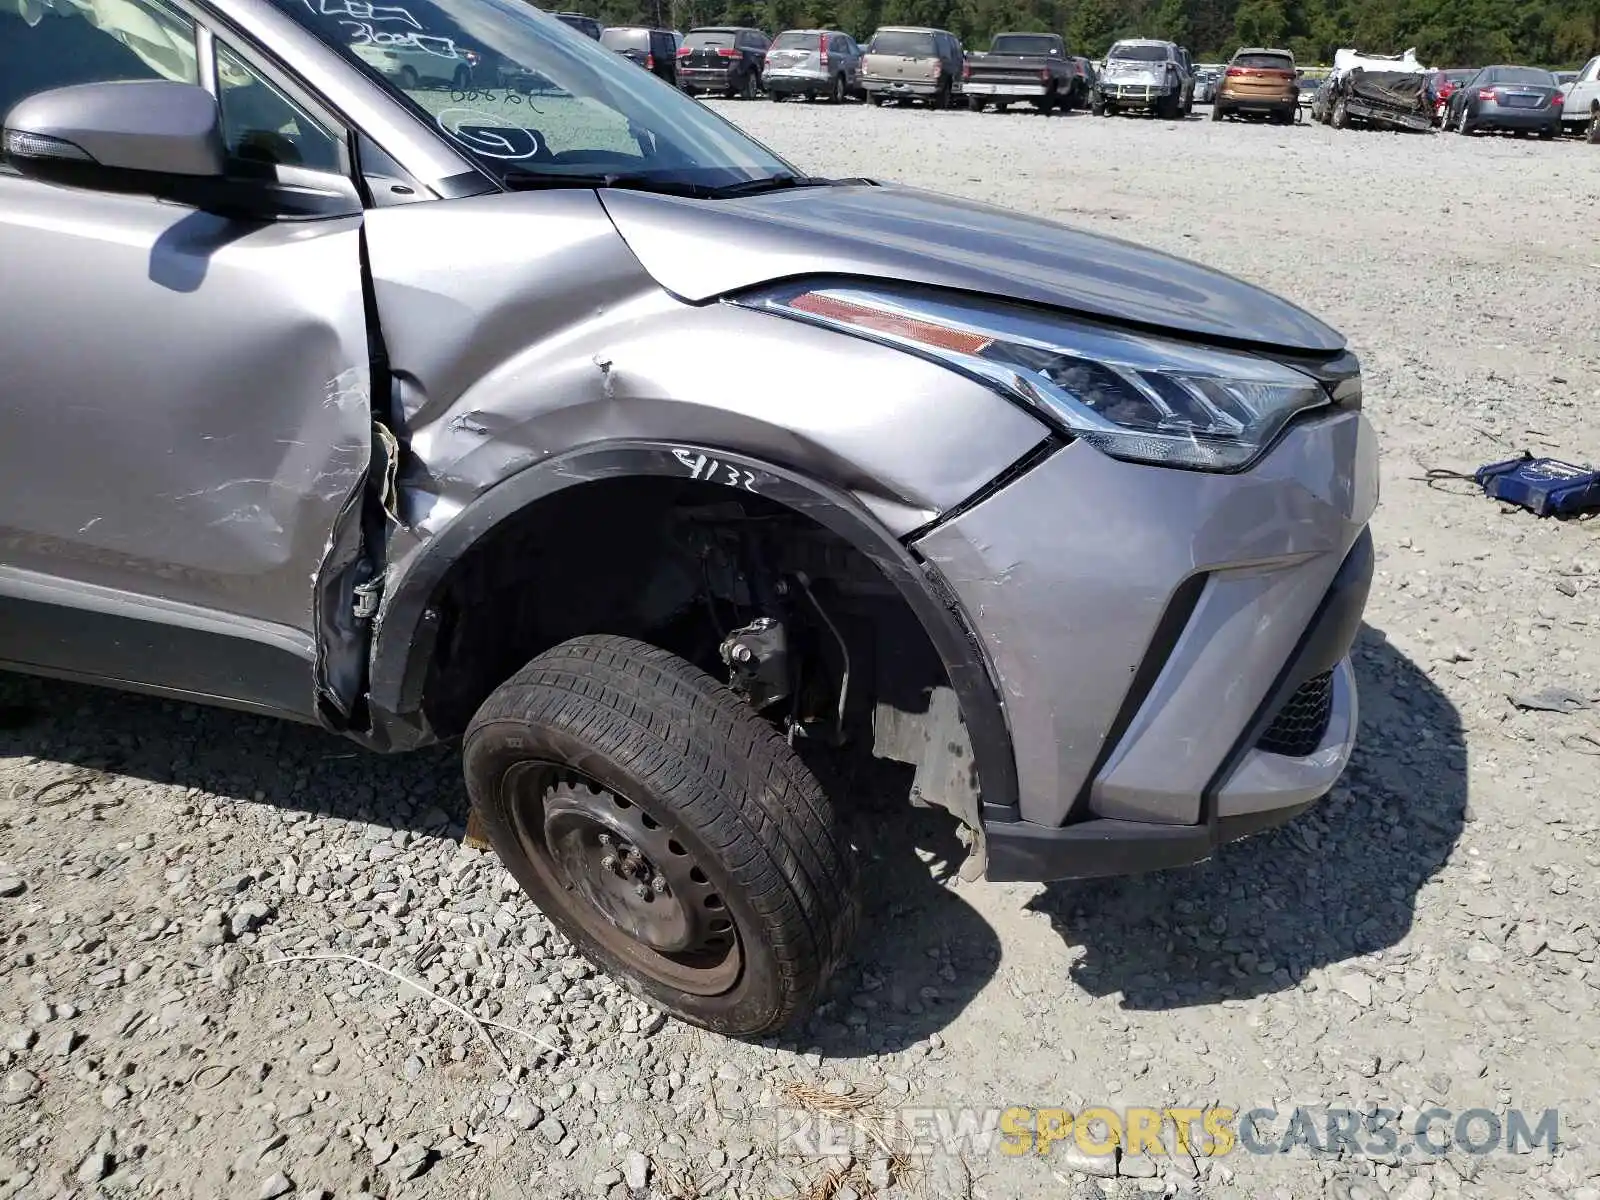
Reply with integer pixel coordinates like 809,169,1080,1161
1559,54,1600,141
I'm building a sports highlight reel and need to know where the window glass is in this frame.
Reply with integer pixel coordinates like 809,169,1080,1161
268,0,793,189
0,0,196,126
216,41,343,171
600,27,647,52
869,32,934,56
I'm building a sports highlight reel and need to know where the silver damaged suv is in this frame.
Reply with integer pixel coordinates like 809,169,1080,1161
0,0,1376,1035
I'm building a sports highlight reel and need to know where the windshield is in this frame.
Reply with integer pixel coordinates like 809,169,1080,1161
1489,67,1555,86
1109,43,1166,63
990,35,1060,56
870,31,935,56
268,0,793,190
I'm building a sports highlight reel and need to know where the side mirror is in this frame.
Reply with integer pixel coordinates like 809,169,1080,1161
4,79,360,219
3,80,226,194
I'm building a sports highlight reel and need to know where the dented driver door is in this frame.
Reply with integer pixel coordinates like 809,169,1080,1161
0,173,372,721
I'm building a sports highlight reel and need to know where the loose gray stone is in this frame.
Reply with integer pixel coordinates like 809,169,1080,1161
623,1150,649,1190
257,1170,293,1198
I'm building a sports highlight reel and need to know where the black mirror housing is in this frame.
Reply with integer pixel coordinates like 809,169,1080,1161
3,80,227,195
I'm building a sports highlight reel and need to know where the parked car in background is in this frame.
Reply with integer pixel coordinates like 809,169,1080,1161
1067,56,1097,108
862,27,964,108
1424,68,1476,124
1559,55,1600,138
1308,76,1335,121
352,40,481,90
963,32,1073,113
764,29,862,103
1093,39,1193,118
1213,47,1299,123
552,11,602,40
1554,70,1577,86
1193,68,1220,104
1324,48,1433,132
600,26,678,86
678,26,769,99
1446,64,1564,137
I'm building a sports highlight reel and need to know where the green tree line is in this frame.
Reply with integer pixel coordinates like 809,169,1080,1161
583,0,1600,66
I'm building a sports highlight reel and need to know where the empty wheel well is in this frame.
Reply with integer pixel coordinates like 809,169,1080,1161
411,475,986,824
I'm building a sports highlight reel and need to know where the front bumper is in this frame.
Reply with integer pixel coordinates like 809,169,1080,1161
1100,80,1174,104
913,408,1378,880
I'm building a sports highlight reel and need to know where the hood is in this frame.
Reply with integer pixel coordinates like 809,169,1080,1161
599,184,1344,355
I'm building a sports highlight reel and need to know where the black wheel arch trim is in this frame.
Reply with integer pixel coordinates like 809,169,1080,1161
367,441,1022,818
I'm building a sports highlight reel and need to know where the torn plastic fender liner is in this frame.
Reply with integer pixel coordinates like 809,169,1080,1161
363,440,1022,825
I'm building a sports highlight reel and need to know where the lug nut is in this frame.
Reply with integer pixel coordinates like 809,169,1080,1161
651,876,667,894
731,643,753,663
600,854,617,871
634,884,652,900
598,833,612,846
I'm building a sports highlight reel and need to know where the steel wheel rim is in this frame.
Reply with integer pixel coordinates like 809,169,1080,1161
505,764,742,996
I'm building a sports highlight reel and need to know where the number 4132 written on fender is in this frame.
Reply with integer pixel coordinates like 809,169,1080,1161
671,449,757,492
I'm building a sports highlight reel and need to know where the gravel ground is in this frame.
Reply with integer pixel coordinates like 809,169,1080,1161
3,103,1600,1200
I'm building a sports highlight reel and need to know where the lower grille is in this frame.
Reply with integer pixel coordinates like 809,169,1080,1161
1256,670,1334,757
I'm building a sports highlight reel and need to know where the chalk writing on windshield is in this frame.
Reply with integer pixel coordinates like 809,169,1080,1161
435,108,541,159
300,0,462,59
301,0,550,155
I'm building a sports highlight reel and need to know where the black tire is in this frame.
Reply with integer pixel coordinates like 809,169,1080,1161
740,71,758,100
452,64,472,90
769,88,784,102
967,95,987,112
1211,102,1225,121
868,92,885,106
830,72,846,103
399,65,419,90
463,635,858,1036
1331,97,1348,129
1158,91,1180,119
1588,107,1600,143
1457,108,1473,135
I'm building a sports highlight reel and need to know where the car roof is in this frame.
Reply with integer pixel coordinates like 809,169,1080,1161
605,25,668,33
687,26,759,33
994,31,1058,37
1112,38,1171,47
1234,47,1293,57
874,26,942,34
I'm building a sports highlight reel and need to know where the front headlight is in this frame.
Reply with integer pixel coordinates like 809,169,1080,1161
736,283,1332,472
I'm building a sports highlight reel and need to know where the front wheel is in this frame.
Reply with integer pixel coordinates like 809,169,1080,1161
968,95,986,112
464,635,859,1036
1588,108,1600,143
1211,102,1225,121
830,72,846,103
1331,97,1348,128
